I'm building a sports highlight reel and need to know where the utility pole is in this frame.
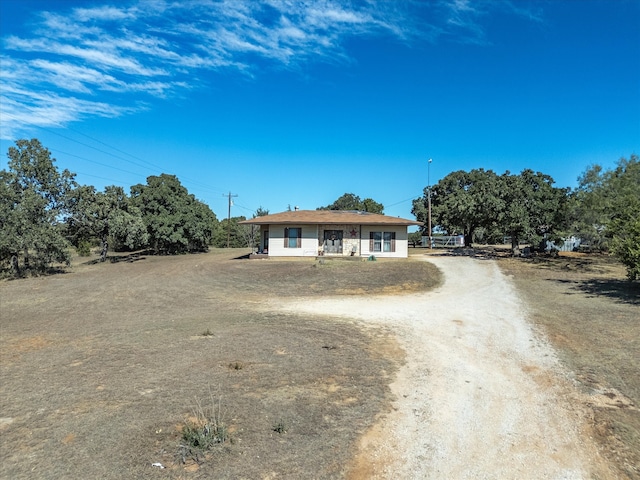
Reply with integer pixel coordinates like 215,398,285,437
224,192,238,248
428,158,433,249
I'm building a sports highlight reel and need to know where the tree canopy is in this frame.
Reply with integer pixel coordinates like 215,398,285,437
1,139,76,275
570,155,640,280
212,216,248,248
607,156,640,280
4,139,636,281
318,193,384,214
131,174,217,254
412,169,503,247
66,185,148,261
412,168,567,251
500,169,568,251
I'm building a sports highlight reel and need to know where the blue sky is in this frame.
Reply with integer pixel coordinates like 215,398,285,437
1,0,639,221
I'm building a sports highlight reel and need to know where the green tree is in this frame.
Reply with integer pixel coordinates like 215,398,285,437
361,197,384,214
412,168,567,251
568,155,639,279
567,164,611,250
596,156,639,280
254,206,269,217
318,193,384,213
500,170,568,253
131,174,217,254
67,185,148,261
412,169,502,247
0,139,76,275
213,216,248,248
610,217,640,281
408,231,423,248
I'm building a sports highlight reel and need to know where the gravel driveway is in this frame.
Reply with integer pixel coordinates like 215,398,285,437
275,256,613,479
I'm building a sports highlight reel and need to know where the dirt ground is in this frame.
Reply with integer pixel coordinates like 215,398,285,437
0,251,437,479
498,250,640,479
273,254,634,479
1,248,638,479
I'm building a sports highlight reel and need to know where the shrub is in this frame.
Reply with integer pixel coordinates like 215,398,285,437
76,240,92,257
178,392,228,464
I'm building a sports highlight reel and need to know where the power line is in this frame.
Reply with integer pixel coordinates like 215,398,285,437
49,147,228,202
3,112,161,173
50,147,147,178
72,171,132,186
385,193,423,208
2,111,229,195
232,202,258,214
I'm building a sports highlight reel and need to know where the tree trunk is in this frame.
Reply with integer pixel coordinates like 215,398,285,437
100,237,108,262
464,232,473,248
11,255,20,277
464,226,474,248
511,235,520,256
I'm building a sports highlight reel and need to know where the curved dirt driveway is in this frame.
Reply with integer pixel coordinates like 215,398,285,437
274,256,613,479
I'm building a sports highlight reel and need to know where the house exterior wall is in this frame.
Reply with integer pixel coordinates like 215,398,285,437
360,225,409,258
264,223,410,258
267,224,319,257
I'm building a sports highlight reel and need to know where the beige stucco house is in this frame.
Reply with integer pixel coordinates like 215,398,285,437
239,210,422,259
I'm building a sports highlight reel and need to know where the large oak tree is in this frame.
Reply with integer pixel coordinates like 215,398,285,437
570,155,640,280
412,169,503,247
131,174,217,254
412,168,567,251
318,193,384,214
1,139,76,275
67,185,148,261
500,169,568,252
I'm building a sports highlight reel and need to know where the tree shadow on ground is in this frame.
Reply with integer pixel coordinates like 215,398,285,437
83,252,148,265
433,246,513,261
3,265,70,280
558,278,640,305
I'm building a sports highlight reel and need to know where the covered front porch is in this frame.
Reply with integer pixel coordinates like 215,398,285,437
253,224,362,257
317,225,360,256
239,210,420,259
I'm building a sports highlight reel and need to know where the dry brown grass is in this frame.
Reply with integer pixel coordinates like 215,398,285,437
0,249,440,479
3,246,637,478
496,250,640,480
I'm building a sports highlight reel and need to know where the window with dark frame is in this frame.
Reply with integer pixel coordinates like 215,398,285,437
284,227,302,248
369,231,395,252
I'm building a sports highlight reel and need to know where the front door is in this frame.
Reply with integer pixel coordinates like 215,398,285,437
323,230,343,254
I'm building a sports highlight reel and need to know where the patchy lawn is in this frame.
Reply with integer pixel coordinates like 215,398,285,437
0,250,440,479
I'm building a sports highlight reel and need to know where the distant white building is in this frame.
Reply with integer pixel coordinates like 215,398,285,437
545,236,582,252
240,210,422,258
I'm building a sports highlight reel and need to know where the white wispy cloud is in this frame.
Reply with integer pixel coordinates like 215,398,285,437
440,0,543,44
73,5,136,22
0,0,543,140
1,83,136,138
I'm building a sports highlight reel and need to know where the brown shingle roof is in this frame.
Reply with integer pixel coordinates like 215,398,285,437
239,210,422,226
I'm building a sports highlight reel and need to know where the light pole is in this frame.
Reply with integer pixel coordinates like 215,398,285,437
428,158,432,249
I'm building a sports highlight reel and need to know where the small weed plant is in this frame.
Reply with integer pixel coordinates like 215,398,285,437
272,419,287,434
178,390,229,464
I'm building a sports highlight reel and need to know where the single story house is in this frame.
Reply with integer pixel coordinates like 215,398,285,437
239,210,423,258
